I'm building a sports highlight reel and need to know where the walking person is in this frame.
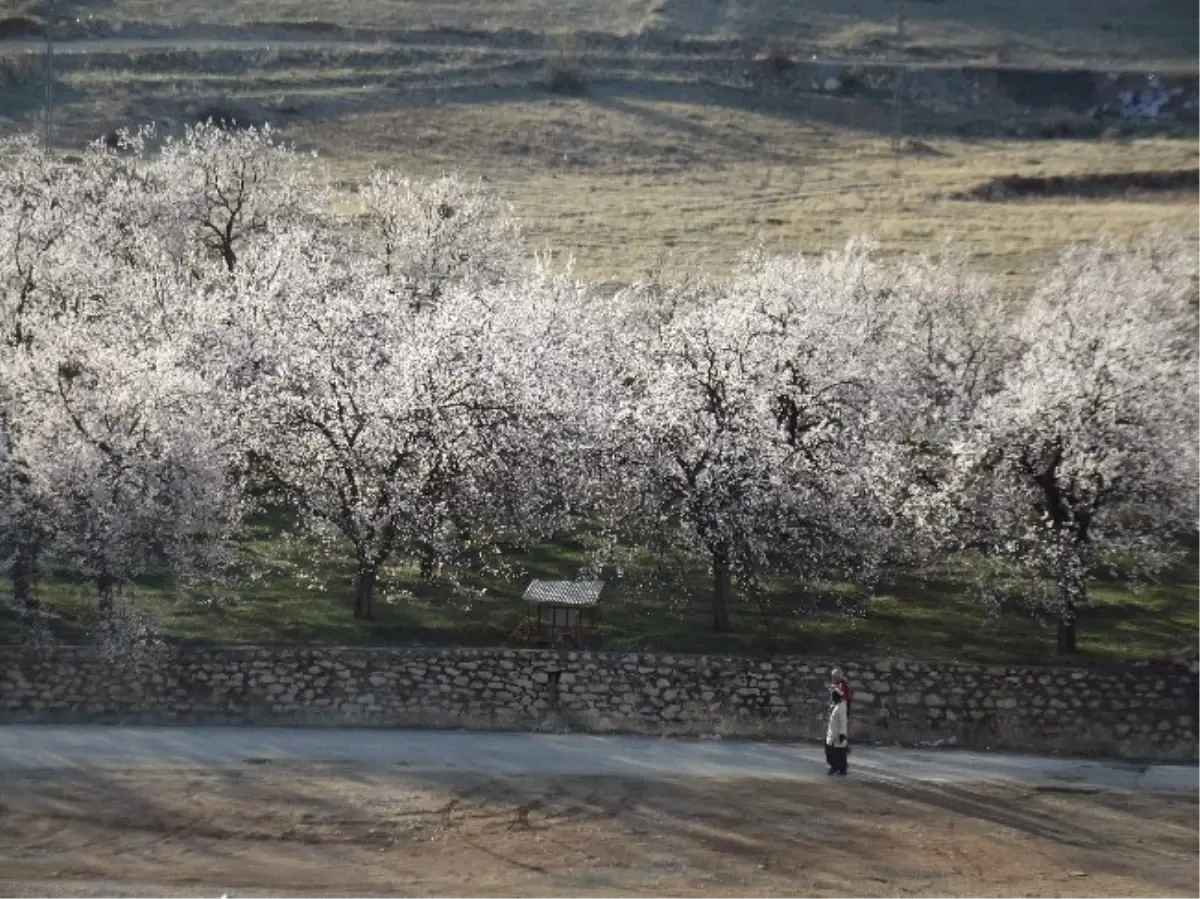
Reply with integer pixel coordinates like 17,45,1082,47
825,686,849,776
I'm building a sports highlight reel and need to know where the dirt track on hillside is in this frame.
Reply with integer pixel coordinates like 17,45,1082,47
1,765,1196,897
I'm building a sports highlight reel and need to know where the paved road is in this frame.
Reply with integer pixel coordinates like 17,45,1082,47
1,725,1195,791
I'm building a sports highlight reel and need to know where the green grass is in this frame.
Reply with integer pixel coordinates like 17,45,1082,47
3,524,1196,665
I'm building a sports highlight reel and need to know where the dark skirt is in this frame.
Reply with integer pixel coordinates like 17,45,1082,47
825,742,849,774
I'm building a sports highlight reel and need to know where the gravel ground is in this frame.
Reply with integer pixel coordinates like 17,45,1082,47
1,726,1196,897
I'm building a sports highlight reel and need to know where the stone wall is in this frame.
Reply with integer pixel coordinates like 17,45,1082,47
2,646,1196,761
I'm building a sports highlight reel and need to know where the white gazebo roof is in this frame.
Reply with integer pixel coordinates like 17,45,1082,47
522,579,603,606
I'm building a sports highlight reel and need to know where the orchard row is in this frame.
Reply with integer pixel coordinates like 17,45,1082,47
1,125,1195,653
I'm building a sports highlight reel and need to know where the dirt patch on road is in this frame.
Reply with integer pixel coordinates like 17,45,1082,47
0,765,1195,897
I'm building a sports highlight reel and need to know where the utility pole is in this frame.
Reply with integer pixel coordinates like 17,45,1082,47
892,68,905,155
43,0,55,153
890,13,906,161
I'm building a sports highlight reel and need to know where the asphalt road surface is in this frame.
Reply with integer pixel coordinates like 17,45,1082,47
0,725,1195,791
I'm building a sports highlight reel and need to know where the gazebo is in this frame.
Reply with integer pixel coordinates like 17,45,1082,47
511,579,603,649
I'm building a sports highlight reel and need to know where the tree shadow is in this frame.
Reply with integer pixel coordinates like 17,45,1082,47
326,768,1200,891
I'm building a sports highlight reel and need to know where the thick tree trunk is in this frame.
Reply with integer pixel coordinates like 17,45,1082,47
712,549,732,632
353,563,378,621
10,543,39,616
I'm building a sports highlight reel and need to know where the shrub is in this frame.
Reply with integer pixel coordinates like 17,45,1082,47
760,38,796,73
542,33,586,95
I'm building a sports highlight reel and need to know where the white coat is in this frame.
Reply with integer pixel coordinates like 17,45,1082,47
826,700,848,747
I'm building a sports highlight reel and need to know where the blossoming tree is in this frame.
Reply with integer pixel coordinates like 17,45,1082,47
948,237,1199,652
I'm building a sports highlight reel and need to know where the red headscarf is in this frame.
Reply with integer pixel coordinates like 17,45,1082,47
831,668,852,711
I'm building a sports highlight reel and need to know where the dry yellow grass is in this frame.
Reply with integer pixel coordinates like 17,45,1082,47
30,63,1199,287
4,1,1196,288
294,98,1196,284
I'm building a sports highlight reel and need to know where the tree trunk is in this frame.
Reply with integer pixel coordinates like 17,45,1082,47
354,563,378,620
418,549,437,582
712,548,732,632
10,543,39,616
219,237,237,273
1056,576,1083,654
1056,613,1076,654
97,574,117,619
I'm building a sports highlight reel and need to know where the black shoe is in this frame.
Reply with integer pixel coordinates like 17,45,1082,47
827,767,837,775
836,769,848,776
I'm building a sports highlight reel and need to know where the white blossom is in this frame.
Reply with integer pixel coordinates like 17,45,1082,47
1,125,1194,657
945,235,1199,651
213,224,589,619
357,169,524,311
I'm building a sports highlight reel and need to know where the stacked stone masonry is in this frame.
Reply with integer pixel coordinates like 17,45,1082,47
1,646,1196,761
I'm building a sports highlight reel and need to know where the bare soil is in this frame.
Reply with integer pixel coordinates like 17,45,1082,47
1,765,1196,897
